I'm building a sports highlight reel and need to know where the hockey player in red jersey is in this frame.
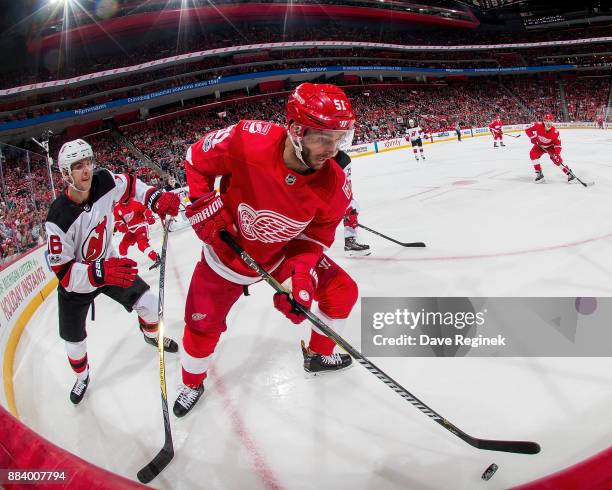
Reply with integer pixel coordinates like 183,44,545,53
45,139,180,404
114,198,161,269
488,116,505,148
174,83,360,417
525,114,576,184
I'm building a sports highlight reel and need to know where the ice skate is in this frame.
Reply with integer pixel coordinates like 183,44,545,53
301,340,352,376
70,374,90,405
173,383,205,417
344,237,371,257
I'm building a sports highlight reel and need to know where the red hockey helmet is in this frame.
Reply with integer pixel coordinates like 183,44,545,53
286,83,356,167
542,113,555,129
287,83,356,131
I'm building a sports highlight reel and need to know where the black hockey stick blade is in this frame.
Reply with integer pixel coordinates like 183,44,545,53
137,444,174,483
358,223,426,247
564,166,594,188
472,438,541,455
576,177,595,187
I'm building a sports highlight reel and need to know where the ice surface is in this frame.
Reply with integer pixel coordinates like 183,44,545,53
13,130,612,489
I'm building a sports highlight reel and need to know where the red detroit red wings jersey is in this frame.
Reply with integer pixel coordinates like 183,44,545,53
525,122,561,150
185,120,352,283
489,119,503,133
114,199,153,230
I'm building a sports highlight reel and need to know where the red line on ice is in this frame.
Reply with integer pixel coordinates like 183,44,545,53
171,263,283,490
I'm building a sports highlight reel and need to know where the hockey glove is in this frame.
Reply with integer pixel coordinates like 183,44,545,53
88,257,138,288
147,190,180,218
116,221,128,233
185,191,236,248
343,207,358,230
147,215,156,225
273,263,318,325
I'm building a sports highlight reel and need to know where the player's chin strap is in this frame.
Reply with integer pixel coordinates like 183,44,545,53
62,164,96,194
287,130,313,170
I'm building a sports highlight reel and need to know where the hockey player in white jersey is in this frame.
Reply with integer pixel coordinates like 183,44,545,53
336,152,371,256
407,119,426,161
44,139,181,404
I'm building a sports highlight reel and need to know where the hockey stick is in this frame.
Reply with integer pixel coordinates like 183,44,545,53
503,133,521,139
358,224,426,248
137,218,174,483
561,164,594,187
220,230,540,456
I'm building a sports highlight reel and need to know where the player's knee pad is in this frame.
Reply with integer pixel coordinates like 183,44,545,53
185,309,229,333
136,239,149,252
550,153,562,165
317,270,358,319
133,289,159,324
529,147,544,160
183,324,224,358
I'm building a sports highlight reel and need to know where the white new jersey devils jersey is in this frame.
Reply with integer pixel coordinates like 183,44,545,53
407,126,423,141
45,169,156,294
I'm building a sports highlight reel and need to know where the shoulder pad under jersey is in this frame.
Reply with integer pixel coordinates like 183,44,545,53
334,151,352,170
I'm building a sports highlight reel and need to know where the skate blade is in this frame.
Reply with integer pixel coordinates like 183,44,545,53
535,179,545,184
303,362,354,379
345,249,372,257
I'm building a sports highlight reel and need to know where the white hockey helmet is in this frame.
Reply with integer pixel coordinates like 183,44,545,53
57,139,94,175
409,119,415,127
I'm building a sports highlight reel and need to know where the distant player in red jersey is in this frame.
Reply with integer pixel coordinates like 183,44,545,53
525,113,576,184
173,83,359,417
488,116,505,148
114,198,160,269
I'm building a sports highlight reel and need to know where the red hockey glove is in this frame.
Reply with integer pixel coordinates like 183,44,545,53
116,221,128,233
147,215,156,225
147,190,180,218
343,207,358,230
273,263,318,324
185,191,236,247
88,257,138,288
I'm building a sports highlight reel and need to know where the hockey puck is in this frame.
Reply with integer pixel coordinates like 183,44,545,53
481,463,498,481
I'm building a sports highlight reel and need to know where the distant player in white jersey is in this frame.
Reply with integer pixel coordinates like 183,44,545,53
406,119,425,161
44,139,181,405
335,152,371,256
